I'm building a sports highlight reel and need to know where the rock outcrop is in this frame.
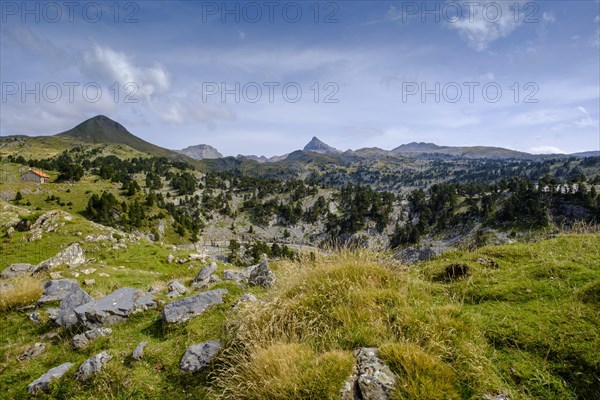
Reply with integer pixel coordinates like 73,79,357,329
340,348,396,400
36,243,86,272
132,341,148,360
27,362,74,394
51,285,93,329
38,279,80,304
74,288,156,328
192,262,217,288
179,340,221,373
162,289,228,324
248,255,275,288
76,351,113,381
1,263,36,279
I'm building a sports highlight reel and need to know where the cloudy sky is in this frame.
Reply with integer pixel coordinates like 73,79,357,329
1,0,599,156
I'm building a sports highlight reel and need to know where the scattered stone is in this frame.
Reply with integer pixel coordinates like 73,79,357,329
27,362,74,394
233,293,258,310
240,263,258,279
192,262,217,288
36,243,86,272
177,258,188,264
483,394,510,400
17,343,46,361
74,287,156,329
248,255,275,288
71,272,80,278
39,331,60,341
6,226,14,237
76,351,113,381
49,272,63,279
162,289,228,324
179,340,221,373
132,341,148,361
98,272,110,278
81,268,96,275
223,270,244,282
148,285,161,294
83,279,95,286
53,285,93,329
167,254,175,263
167,280,187,298
188,253,206,262
340,348,396,400
76,231,82,236
71,327,112,350
1,263,36,279
38,279,79,304
209,274,222,284
477,257,499,269
29,311,42,324
111,243,127,250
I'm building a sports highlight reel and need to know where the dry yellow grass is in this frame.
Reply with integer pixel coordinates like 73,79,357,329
0,275,43,311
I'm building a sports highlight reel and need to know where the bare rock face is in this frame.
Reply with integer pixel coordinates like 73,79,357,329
27,210,72,242
38,279,80,304
27,362,74,394
36,243,86,272
76,351,113,381
167,280,188,297
74,288,156,329
1,263,36,279
162,289,228,324
340,348,396,400
248,255,275,288
179,340,221,373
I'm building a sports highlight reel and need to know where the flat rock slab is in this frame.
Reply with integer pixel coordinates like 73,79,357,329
75,287,156,328
38,279,79,304
77,351,113,381
28,362,74,394
180,340,221,373
162,289,228,324
2,263,36,279
53,285,93,329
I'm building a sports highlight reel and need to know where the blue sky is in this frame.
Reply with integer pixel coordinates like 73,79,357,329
1,0,599,156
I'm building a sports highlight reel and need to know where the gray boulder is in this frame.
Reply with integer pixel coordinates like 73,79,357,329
248,255,275,288
179,340,221,373
340,347,396,400
36,243,86,272
27,362,74,394
223,270,244,282
132,341,148,361
1,263,36,279
53,285,93,329
76,351,113,381
192,262,217,287
17,342,46,361
38,279,79,304
74,288,156,329
71,328,112,350
162,289,228,324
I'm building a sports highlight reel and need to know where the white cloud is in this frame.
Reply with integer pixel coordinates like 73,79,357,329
447,1,523,51
82,43,171,101
530,146,565,154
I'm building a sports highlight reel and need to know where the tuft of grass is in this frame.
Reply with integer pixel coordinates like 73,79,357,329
0,275,43,311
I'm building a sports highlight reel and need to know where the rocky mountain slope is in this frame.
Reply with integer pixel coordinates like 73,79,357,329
178,144,223,160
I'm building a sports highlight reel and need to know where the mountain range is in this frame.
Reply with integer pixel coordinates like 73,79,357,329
4,115,598,163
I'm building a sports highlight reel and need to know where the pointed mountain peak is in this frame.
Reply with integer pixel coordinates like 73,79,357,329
303,136,339,154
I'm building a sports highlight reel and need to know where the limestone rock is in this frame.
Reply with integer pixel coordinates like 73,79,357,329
162,289,228,324
17,342,46,361
28,362,74,394
1,263,36,279
132,341,148,360
38,279,79,304
74,287,156,329
36,243,86,272
340,348,396,400
223,270,244,282
53,285,93,329
179,340,221,373
192,261,217,288
71,328,112,350
167,280,187,297
76,351,113,381
248,255,275,288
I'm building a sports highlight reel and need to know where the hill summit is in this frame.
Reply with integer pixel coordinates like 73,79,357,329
303,136,339,154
